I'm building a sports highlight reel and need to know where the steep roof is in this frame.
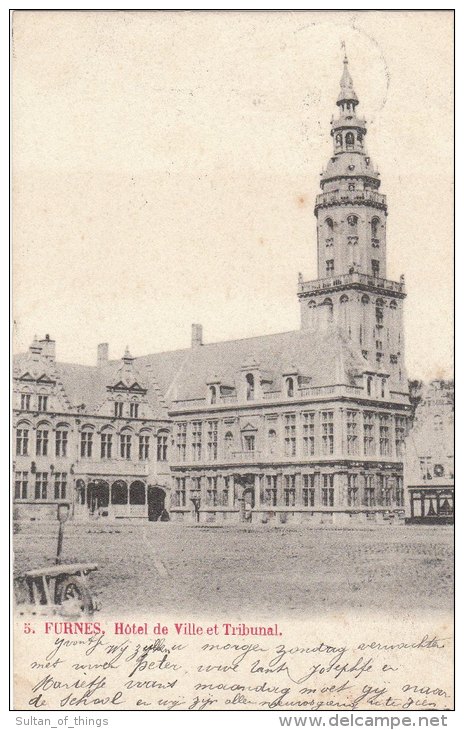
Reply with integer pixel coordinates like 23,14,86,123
136,327,369,404
14,327,372,413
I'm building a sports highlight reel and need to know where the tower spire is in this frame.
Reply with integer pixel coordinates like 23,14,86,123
337,50,358,107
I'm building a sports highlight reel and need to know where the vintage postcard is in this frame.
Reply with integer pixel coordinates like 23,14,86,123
11,10,454,714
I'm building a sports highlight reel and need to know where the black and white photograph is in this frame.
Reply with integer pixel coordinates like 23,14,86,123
11,10,454,714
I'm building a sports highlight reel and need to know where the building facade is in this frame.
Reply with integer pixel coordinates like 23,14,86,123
13,58,412,524
404,381,454,524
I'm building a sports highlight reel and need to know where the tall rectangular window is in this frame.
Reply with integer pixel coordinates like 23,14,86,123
129,402,139,418
157,432,168,461
54,472,67,499
244,434,255,452
380,475,392,506
302,412,315,456
55,429,68,458
419,456,432,481
120,433,132,460
321,411,334,455
265,475,277,506
322,474,334,506
346,410,358,455
379,415,390,456
139,434,149,461
363,474,375,506
326,259,334,274
363,412,374,456
34,472,48,500
395,476,404,506
80,431,93,458
221,476,231,506
14,471,28,500
207,421,218,461
206,476,217,506
20,394,31,410
36,429,49,456
114,401,123,418
284,414,296,456
176,423,187,461
16,428,29,456
395,416,406,457
372,259,379,277
284,474,296,506
303,474,315,506
347,474,358,506
101,432,113,459
38,395,48,412
175,477,186,507
192,422,202,462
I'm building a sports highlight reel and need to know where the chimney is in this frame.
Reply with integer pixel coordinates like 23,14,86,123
97,342,109,367
39,334,56,361
191,324,203,349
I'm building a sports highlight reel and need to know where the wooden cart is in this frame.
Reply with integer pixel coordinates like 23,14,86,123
15,562,98,617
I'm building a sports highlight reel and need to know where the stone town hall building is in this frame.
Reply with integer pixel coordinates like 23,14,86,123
13,58,411,524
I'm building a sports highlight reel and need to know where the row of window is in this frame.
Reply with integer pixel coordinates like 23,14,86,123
173,473,404,509
18,394,142,419
14,471,67,500
325,259,381,276
19,394,49,412
323,216,380,237
325,236,380,250
15,427,169,462
172,412,407,462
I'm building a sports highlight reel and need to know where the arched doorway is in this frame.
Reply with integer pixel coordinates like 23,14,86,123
87,481,109,517
147,486,167,522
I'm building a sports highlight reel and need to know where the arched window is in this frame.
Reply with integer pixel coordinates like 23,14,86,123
390,300,398,310
209,385,217,404
246,373,255,401
376,298,384,325
156,430,169,461
16,421,30,456
100,426,114,459
346,132,355,148
286,377,294,398
347,214,358,227
340,295,349,331
120,428,133,460
367,376,373,396
225,432,234,452
335,133,342,147
357,131,363,143
80,426,94,458
322,298,333,324
268,429,277,454
371,217,380,240
55,422,70,458
325,217,334,233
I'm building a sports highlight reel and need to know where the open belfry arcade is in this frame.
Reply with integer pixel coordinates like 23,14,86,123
13,57,413,525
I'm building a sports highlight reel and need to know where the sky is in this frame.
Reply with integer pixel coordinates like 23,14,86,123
12,10,454,381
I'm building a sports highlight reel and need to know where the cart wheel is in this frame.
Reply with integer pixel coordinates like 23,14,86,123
55,577,94,616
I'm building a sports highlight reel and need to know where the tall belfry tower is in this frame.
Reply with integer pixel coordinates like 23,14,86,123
298,54,407,389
